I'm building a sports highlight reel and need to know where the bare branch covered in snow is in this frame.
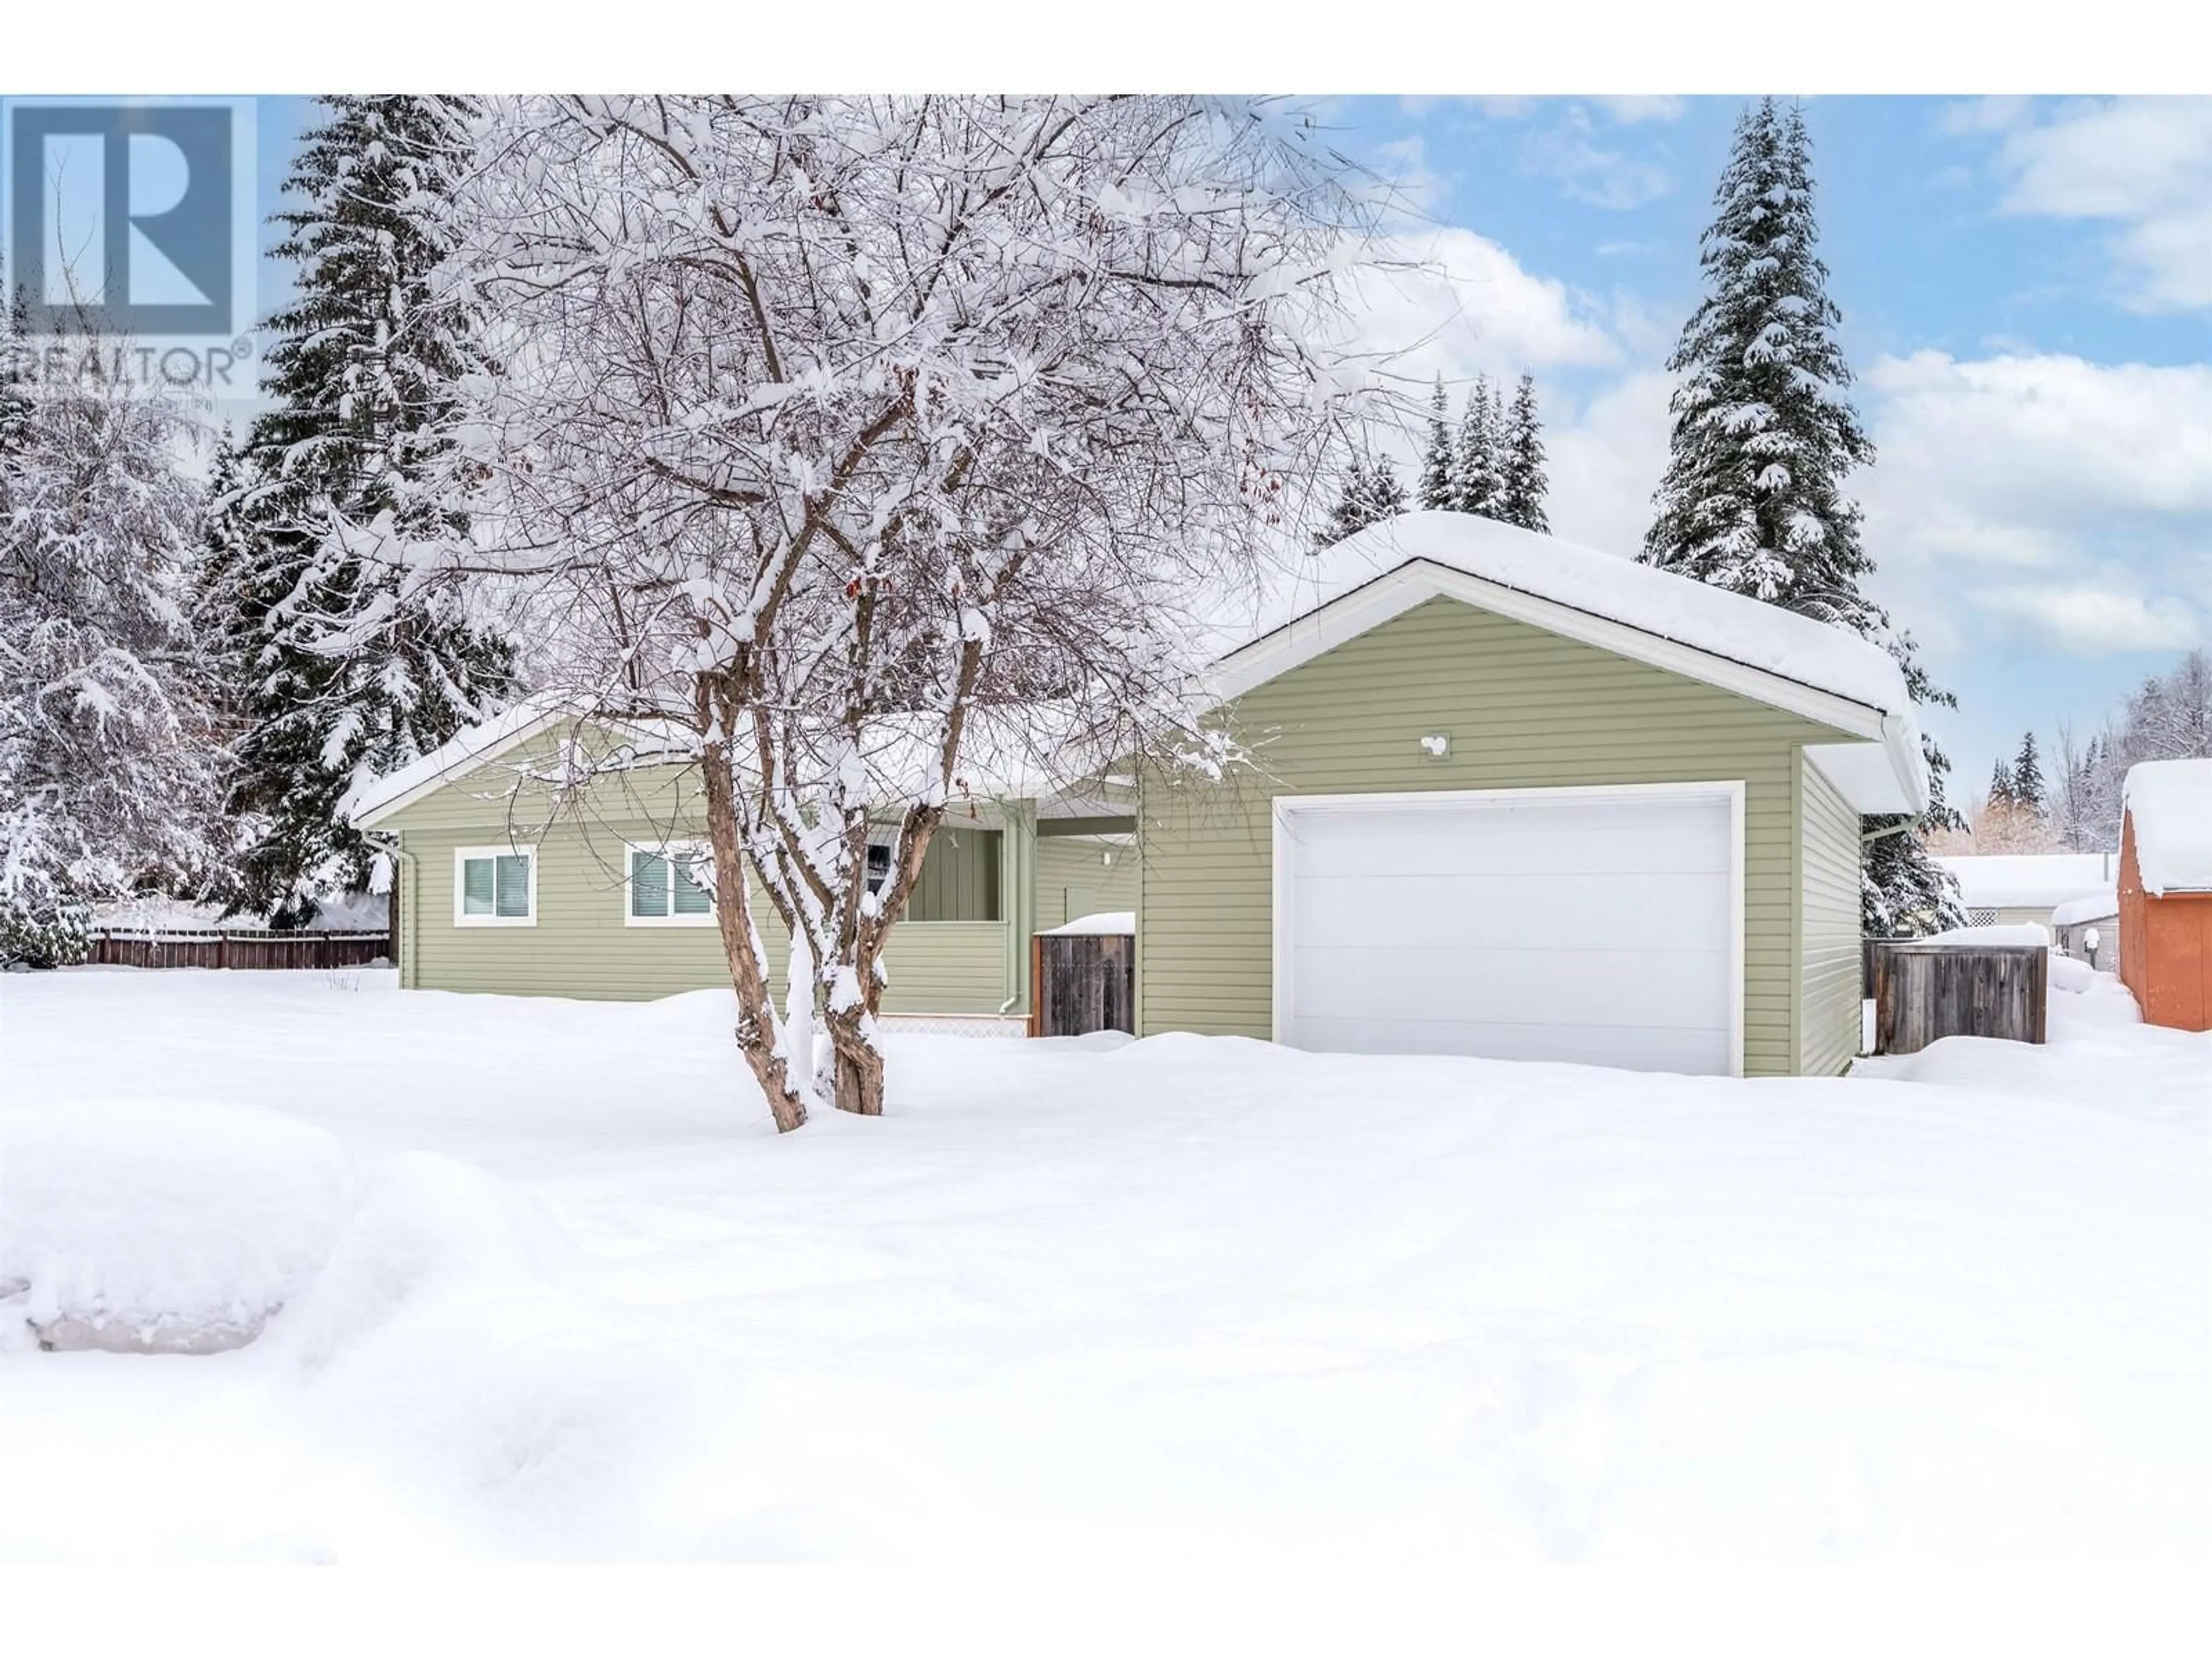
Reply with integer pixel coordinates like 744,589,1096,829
377,95,1373,1126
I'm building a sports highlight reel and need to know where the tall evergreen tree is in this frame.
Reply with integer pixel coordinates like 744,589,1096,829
1452,377,1499,517
1495,373,1550,533
1643,98,1958,934
1987,757,2015,808
216,96,513,926
1641,100,1877,627
2011,731,2046,815
1418,377,1455,510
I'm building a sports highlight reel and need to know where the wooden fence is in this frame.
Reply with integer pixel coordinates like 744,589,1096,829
1869,941,2047,1056
87,930,393,971
1028,931,1135,1037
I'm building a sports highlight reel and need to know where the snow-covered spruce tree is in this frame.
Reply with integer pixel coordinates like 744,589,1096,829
0,331,225,964
391,97,1363,1130
1986,757,2014,809
1452,377,1499,517
1313,454,1408,549
2010,731,2046,816
1495,373,1550,533
1418,377,1454,510
1643,99,1957,933
219,96,513,926
1861,637,1964,934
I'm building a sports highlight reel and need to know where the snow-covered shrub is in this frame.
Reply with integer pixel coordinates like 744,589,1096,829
1,1097,354,1353
0,897,90,969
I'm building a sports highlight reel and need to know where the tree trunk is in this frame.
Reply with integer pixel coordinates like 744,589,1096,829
699,742,808,1133
826,1006,885,1116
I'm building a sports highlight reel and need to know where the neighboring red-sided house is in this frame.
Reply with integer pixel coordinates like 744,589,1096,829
2116,758,2212,1032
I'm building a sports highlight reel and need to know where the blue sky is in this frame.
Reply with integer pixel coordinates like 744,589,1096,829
229,96,2207,792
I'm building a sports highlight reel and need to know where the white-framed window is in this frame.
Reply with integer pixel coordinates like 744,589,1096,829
454,844,537,927
1965,907,1999,927
866,842,893,896
626,840,717,926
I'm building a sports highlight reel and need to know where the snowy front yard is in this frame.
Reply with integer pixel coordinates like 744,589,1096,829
2,968,2206,1561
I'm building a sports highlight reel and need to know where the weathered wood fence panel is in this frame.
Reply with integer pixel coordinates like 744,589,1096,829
86,930,392,971
1870,942,2047,1056
1029,931,1135,1037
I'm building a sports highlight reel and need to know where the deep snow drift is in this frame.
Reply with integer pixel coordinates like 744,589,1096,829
1,967,2205,1562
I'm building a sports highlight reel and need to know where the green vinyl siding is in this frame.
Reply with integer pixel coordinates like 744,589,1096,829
378,740,1012,1010
906,828,1000,922
1797,753,1865,1075
1137,595,1861,1077
1036,834,1138,927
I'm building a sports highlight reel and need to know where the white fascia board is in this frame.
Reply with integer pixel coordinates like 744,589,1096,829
349,702,578,830
1205,561,1892,743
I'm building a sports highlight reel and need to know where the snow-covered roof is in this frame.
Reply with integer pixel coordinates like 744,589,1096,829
1209,513,1927,815
1935,853,2119,910
2051,891,2119,929
350,512,1934,828
2123,758,2212,895
344,691,1119,830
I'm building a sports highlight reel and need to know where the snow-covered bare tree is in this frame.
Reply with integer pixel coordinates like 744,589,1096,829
0,329,224,964
382,96,1365,1131
2052,650,2212,850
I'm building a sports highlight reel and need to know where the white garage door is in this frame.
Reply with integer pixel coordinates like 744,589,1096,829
1275,785,1741,1075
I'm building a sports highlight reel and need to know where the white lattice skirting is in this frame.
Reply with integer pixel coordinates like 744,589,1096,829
876,1013,1029,1039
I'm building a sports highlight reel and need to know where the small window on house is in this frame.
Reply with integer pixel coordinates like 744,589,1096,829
628,842,715,925
866,843,892,895
1965,907,1999,927
456,847,535,926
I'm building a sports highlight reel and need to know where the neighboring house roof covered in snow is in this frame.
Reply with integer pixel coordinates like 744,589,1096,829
1936,853,2119,910
1207,512,1927,815
2123,758,2212,895
2051,891,2119,929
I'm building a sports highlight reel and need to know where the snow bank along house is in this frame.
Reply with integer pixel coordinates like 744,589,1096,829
2116,757,2212,1032
344,513,1929,1078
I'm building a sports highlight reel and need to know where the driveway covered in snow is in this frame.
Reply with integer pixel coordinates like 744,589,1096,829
2,968,2206,1560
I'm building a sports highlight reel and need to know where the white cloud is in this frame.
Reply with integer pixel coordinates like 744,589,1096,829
1588,96,1685,126
1970,585,2201,656
1363,134,1450,222
1857,350,2212,656
1517,110,1673,210
1345,229,1623,391
1541,369,1676,556
1979,97,2212,310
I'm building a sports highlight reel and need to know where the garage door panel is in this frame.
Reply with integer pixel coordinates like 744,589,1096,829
1290,944,1732,1029
1293,1013,1732,1076
1286,798,1729,880
1294,870,1733,953
1278,787,1739,1075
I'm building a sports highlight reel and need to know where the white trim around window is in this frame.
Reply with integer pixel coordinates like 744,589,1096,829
624,839,718,927
453,843,538,927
